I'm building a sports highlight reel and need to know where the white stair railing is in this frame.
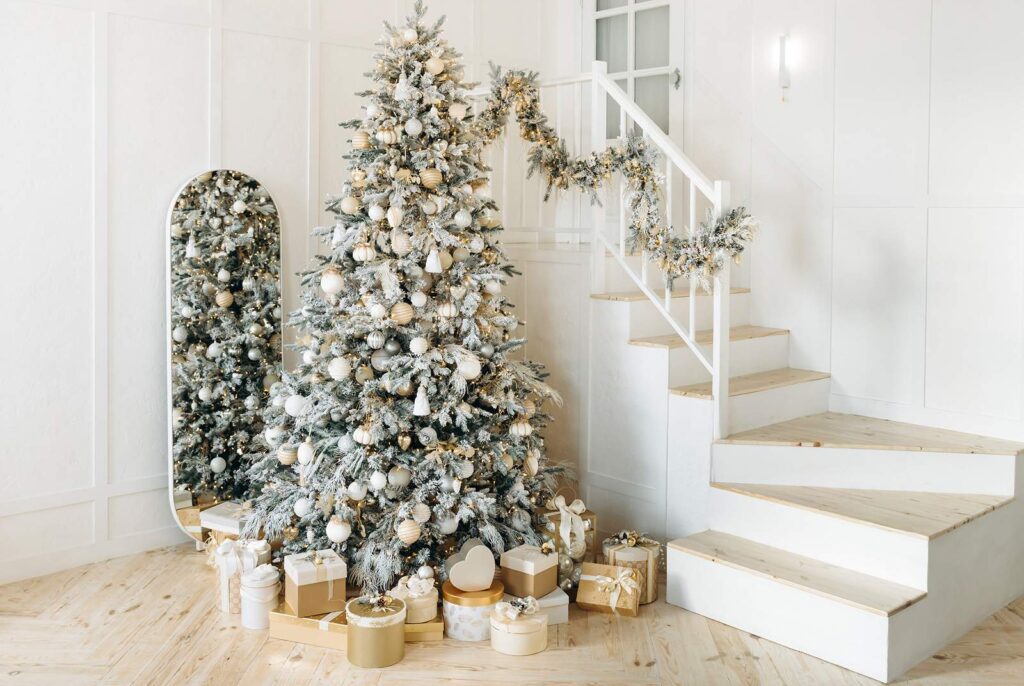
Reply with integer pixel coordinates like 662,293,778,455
468,61,733,439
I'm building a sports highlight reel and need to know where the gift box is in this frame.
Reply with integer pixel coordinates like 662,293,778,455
542,496,598,561
211,539,273,614
268,602,347,649
490,598,548,656
576,562,640,617
176,500,218,542
387,575,438,624
200,501,248,539
346,596,407,668
284,550,347,617
240,564,280,630
441,579,504,641
267,602,444,649
500,544,558,599
503,586,568,626
603,533,660,605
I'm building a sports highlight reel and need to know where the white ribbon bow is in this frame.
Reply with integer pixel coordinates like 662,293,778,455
494,596,539,621
587,569,639,614
390,575,435,600
244,563,279,585
214,540,242,576
551,495,586,551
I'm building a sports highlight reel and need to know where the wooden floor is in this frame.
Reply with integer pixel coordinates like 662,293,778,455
3,545,1024,684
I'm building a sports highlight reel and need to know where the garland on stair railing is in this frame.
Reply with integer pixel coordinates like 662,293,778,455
471,66,757,289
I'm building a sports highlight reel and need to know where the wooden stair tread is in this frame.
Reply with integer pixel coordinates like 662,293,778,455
712,483,1012,539
591,287,750,302
668,531,925,616
670,368,830,399
720,412,1024,456
630,325,788,349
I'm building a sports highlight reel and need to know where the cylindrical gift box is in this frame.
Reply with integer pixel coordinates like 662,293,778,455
238,540,272,572
441,580,504,641
240,564,280,630
490,612,548,656
345,597,407,668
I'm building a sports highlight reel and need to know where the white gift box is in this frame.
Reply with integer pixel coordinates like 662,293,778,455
200,501,248,535
503,586,569,626
490,609,548,656
284,549,347,617
240,564,280,630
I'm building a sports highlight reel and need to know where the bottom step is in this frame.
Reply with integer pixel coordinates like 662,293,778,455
666,531,925,682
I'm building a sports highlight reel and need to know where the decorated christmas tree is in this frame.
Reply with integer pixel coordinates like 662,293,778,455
243,2,562,591
170,170,282,500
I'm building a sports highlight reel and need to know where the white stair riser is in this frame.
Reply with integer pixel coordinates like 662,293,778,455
626,292,751,338
709,487,929,589
665,333,789,387
713,444,1018,496
604,253,663,291
666,546,891,682
727,377,830,434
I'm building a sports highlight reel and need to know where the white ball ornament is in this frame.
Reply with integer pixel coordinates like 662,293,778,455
172,326,188,343
370,304,387,320
326,517,352,543
424,56,445,75
369,471,388,491
210,457,227,474
396,519,421,545
412,502,431,523
297,440,315,465
340,196,361,214
302,350,316,365
469,236,485,253
284,394,309,417
231,200,247,214
180,305,194,318
365,103,380,119
484,280,502,295
449,103,468,121
390,230,412,256
217,269,231,283
320,269,344,295
401,27,418,43
417,564,434,579
410,292,427,308
265,426,284,445
206,342,222,358
386,206,404,228
198,387,213,402
328,357,351,381
452,247,470,262
367,331,386,349
368,204,386,222
454,209,472,228
347,481,368,501
457,354,481,380
404,118,423,136
293,497,313,518
437,515,458,535
337,434,356,453
409,336,429,355
388,465,412,487
420,199,437,215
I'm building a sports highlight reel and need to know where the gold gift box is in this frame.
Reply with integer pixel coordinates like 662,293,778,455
542,508,598,559
575,562,640,617
267,603,444,650
175,501,219,542
604,540,660,605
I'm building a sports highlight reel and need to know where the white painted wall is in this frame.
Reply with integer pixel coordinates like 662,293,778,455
683,0,1024,441
0,0,547,585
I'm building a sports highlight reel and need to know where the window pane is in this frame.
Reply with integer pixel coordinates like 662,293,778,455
596,14,627,73
606,79,628,139
635,74,670,133
635,6,669,69
597,0,626,9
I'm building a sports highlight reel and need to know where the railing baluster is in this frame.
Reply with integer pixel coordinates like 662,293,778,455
590,62,608,293
666,163,673,234
712,180,731,440
689,276,697,338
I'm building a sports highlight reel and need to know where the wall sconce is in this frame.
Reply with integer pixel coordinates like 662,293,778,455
778,34,791,101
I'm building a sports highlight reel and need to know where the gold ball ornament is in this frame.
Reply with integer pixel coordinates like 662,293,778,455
352,131,371,150
395,379,415,397
390,302,414,325
277,445,298,465
394,167,413,183
215,290,234,308
283,526,299,541
412,502,432,523
419,168,442,189
340,196,361,214
500,453,514,470
522,399,537,417
424,56,445,75
396,519,421,545
397,433,412,450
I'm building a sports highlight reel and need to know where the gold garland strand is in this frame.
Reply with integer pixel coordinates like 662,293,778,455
470,66,757,289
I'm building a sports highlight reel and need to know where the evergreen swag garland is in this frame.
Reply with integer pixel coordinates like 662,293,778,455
472,66,757,288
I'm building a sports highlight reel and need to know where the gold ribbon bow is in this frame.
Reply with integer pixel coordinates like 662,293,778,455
494,596,539,622
550,495,586,551
593,569,640,614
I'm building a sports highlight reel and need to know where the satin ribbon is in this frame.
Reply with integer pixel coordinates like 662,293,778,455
317,611,343,631
494,596,539,622
550,495,586,551
390,575,435,600
582,569,639,614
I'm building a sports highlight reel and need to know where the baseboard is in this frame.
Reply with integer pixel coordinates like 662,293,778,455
0,526,190,586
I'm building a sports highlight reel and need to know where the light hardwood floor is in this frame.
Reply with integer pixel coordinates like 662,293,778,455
2,543,1024,685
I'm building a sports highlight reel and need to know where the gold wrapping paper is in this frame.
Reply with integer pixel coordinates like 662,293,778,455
441,579,505,606
285,577,346,618
605,541,659,604
268,603,346,649
501,565,557,599
575,562,640,617
346,598,406,668
176,502,217,542
404,614,444,642
542,508,598,559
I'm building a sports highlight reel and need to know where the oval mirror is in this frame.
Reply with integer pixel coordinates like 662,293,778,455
166,170,282,539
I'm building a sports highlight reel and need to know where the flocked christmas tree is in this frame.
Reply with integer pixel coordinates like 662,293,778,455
170,170,283,501
243,2,562,591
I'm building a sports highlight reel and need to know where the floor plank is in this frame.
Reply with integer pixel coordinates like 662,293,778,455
712,483,1012,539
2,543,1024,684
721,412,1024,456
